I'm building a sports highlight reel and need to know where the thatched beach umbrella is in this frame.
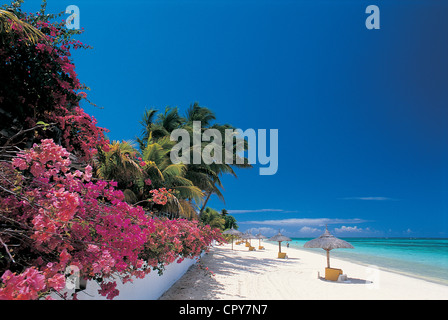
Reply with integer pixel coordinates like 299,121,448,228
223,227,243,250
241,232,255,246
303,226,354,268
255,233,267,248
269,231,291,256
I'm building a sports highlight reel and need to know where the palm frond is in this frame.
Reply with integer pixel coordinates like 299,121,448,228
144,161,164,182
186,102,216,127
96,141,143,185
174,185,204,204
177,199,199,220
162,163,186,179
0,9,46,44
142,142,164,164
155,106,185,135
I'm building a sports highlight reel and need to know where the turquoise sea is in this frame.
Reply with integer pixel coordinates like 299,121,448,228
288,238,448,286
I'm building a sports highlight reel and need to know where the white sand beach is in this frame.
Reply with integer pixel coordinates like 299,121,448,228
159,241,448,300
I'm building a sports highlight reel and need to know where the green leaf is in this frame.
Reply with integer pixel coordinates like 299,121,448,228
36,120,50,130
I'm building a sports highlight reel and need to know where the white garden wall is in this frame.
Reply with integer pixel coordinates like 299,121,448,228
50,255,200,300
80,256,200,300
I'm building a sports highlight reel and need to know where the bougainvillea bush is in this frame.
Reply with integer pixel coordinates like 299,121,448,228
0,3,225,300
0,139,224,299
0,1,108,161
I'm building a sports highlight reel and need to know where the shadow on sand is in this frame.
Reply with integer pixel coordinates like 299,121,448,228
159,245,301,299
318,276,373,285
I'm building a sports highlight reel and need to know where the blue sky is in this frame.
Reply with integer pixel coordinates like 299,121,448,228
18,0,448,237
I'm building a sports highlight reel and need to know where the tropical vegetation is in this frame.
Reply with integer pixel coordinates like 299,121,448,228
96,103,251,220
0,1,244,300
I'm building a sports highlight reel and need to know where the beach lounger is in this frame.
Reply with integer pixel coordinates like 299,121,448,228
325,267,343,281
249,246,256,251
278,252,287,259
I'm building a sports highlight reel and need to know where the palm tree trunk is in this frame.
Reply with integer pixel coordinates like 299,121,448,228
199,190,212,217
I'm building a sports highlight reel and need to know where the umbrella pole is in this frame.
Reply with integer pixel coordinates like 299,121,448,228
278,241,281,253
232,236,234,250
326,249,330,268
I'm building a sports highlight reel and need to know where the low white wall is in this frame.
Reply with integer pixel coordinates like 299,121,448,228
74,256,200,300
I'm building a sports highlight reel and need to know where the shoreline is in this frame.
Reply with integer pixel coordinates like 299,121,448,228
159,241,448,300
286,244,448,288
284,239,448,287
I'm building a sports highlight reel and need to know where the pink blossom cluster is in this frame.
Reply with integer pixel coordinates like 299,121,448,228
141,218,223,274
149,188,173,205
0,267,65,300
0,140,224,300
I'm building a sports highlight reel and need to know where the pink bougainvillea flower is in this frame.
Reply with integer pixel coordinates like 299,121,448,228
0,140,224,300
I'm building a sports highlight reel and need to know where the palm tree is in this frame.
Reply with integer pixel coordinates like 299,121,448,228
181,104,252,216
96,139,203,219
134,103,253,218
199,207,225,230
140,135,204,218
194,125,252,216
185,102,216,127
96,141,143,203
141,135,203,202
136,106,185,148
152,106,185,140
135,108,158,151
224,215,238,230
